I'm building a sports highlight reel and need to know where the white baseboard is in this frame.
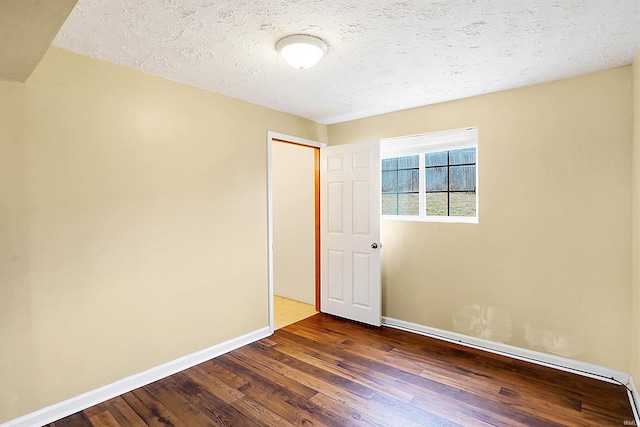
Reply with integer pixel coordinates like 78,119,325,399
382,316,640,423
2,326,271,427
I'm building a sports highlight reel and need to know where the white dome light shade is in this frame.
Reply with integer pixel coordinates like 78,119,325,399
276,34,328,69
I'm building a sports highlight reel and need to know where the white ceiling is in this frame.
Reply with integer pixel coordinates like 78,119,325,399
53,0,640,125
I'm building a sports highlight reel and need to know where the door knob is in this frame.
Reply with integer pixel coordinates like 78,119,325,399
371,243,379,249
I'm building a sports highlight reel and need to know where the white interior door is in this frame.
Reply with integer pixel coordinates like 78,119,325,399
320,140,381,326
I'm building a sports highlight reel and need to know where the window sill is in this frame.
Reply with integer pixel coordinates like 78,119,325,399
382,215,478,224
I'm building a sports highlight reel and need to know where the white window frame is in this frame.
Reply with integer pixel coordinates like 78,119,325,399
380,127,478,224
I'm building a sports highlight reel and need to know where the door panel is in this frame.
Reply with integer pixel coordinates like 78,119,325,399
327,182,344,233
327,250,345,301
320,140,381,326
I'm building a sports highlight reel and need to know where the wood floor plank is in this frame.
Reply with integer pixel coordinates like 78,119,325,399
100,396,145,427
145,376,223,427
494,389,603,427
274,329,495,406
193,359,249,389
87,410,120,427
49,412,92,427
182,367,245,405
124,387,188,427
243,341,377,400
230,396,297,427
82,403,106,420
236,341,455,427
164,371,259,427
217,352,318,401
288,320,628,426
214,354,334,426
273,338,415,403
238,381,332,427
307,392,393,427
45,313,635,427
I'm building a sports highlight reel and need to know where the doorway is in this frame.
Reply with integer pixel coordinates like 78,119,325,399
267,132,325,331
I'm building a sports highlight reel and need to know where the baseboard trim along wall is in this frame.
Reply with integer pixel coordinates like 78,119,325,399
3,326,271,427
628,375,640,424
381,316,640,424
5,319,639,426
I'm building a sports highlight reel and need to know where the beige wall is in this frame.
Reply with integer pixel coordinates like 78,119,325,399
632,50,640,381
0,81,34,423
329,67,633,371
272,142,316,305
0,47,326,423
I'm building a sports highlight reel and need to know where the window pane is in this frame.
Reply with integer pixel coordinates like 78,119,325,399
398,194,419,215
449,148,476,165
426,192,448,216
382,158,397,171
398,155,419,169
425,151,447,166
426,166,448,191
450,192,476,216
382,170,397,193
449,165,476,191
382,194,397,215
398,169,419,192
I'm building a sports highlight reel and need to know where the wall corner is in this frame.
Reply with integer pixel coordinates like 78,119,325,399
631,48,640,383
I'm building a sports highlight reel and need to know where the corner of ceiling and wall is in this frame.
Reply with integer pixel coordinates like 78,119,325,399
0,0,78,82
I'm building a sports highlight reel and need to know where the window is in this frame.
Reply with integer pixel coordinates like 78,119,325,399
382,155,419,215
381,128,478,222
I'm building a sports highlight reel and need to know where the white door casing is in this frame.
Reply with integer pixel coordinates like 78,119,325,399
320,140,382,326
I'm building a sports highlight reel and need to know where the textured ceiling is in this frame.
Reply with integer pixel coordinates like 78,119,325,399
53,0,640,124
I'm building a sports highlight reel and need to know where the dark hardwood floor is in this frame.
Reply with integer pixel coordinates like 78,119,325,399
46,313,634,426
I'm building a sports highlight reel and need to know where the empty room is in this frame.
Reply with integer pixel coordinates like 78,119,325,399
2,1,640,426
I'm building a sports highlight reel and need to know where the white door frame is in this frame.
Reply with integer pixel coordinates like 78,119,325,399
267,131,325,333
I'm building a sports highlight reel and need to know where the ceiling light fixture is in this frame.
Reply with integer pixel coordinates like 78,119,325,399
276,34,328,70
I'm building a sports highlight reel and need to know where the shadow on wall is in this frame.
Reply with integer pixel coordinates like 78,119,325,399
453,304,585,359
